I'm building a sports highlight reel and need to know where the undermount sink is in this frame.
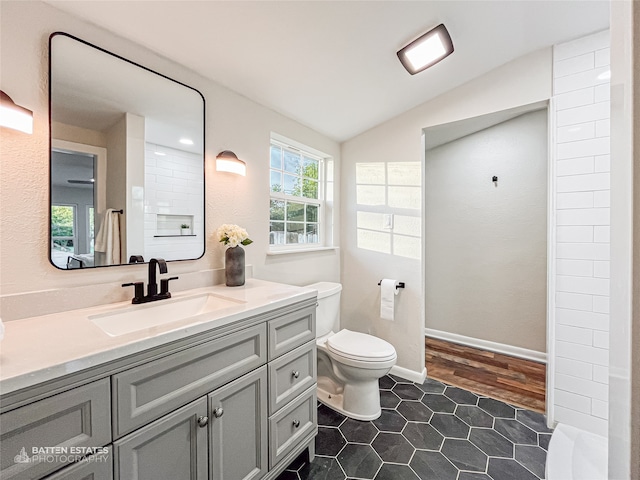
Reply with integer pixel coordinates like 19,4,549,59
90,293,246,337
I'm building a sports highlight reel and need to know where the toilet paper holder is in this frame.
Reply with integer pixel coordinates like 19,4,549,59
377,280,405,289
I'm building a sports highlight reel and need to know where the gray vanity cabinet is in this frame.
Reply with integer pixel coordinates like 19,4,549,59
0,379,111,480
208,366,268,480
1,298,317,480
113,397,208,480
43,448,112,480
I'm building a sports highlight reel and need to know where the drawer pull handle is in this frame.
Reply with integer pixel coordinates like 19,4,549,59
292,370,300,379
197,416,209,427
213,407,224,418
293,419,300,428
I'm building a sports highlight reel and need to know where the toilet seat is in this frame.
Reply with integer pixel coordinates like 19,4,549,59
326,329,396,363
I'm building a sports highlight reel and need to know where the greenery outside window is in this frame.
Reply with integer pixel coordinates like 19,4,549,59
269,140,323,248
51,204,76,254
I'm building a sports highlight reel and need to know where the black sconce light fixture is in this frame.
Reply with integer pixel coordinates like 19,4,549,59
0,90,33,134
216,150,246,176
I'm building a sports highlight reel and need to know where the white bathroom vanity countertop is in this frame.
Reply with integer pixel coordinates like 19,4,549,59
0,279,316,395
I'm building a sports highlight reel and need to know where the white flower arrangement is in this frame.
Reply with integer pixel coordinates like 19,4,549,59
216,224,253,248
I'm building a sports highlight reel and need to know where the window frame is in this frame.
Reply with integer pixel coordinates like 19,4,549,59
269,139,325,251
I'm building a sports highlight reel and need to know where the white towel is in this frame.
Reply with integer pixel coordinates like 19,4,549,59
95,209,121,265
380,279,400,321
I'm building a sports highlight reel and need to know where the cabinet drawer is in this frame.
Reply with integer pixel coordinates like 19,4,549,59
268,386,317,468
268,341,316,414
113,398,207,480
112,323,266,438
0,378,111,480
268,307,315,360
44,447,112,480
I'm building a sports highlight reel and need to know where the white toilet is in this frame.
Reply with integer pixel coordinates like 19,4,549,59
307,282,397,421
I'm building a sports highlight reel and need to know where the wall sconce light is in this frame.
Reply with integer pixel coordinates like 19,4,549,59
0,90,33,134
216,150,246,176
397,24,454,75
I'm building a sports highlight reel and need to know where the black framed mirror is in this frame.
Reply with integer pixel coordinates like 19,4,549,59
49,32,205,269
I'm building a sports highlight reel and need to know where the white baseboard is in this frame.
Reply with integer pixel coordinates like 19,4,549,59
389,365,427,384
425,328,547,364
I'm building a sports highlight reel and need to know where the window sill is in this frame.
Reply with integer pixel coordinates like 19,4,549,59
266,246,339,256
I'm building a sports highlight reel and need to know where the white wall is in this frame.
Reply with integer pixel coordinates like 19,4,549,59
144,143,204,261
609,2,635,477
550,30,611,437
425,110,548,353
0,1,340,320
341,48,552,378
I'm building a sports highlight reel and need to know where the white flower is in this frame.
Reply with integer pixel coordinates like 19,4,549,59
216,224,253,247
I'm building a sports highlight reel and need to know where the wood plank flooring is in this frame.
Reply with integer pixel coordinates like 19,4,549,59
425,337,546,413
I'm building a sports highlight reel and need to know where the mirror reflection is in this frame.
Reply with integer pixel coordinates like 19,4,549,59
49,33,205,269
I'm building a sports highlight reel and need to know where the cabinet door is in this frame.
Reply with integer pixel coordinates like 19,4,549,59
208,366,267,480
113,398,207,480
0,379,111,480
44,447,112,480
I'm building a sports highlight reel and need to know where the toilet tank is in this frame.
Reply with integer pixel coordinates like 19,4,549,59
306,282,342,337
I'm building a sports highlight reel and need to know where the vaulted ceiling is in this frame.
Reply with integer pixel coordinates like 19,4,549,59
47,1,610,142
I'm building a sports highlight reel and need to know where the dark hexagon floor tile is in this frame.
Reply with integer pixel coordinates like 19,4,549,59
458,473,492,480
469,428,514,458
397,400,433,422
379,375,396,390
275,470,299,480
389,374,412,384
410,450,458,480
337,444,382,479
392,383,424,400
421,393,456,413
478,397,515,418
339,418,378,444
286,451,308,471
374,463,419,480
402,422,444,450
494,418,538,445
515,444,547,478
516,409,554,434
371,432,415,464
318,404,347,427
539,433,552,450
316,426,347,456
487,457,538,480
417,377,446,394
298,456,346,480
430,413,470,439
373,409,407,432
444,386,479,405
455,405,494,428
380,390,401,409
441,438,488,472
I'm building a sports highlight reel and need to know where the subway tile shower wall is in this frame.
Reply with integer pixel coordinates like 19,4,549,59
552,30,610,437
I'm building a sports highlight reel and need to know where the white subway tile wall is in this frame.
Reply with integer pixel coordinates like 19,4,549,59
144,143,204,261
552,30,610,437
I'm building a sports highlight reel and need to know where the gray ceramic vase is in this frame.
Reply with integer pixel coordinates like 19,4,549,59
225,246,245,287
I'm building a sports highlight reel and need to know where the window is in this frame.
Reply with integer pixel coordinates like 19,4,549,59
269,140,323,248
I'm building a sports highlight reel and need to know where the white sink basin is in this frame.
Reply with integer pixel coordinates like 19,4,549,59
90,293,246,337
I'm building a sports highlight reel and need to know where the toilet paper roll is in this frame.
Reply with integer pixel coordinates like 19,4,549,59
380,279,400,321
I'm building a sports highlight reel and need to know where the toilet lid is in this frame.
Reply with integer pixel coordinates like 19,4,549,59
327,329,396,362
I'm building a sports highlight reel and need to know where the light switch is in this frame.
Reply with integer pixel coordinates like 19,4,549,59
383,214,393,230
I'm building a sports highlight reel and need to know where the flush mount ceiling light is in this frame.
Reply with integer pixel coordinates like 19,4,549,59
397,24,454,75
216,150,246,176
179,138,194,145
0,90,33,134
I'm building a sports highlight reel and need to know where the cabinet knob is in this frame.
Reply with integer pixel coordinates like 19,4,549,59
292,419,300,428
292,370,300,379
213,407,224,418
197,416,208,427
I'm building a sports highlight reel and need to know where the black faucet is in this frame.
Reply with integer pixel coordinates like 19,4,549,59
122,258,178,304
